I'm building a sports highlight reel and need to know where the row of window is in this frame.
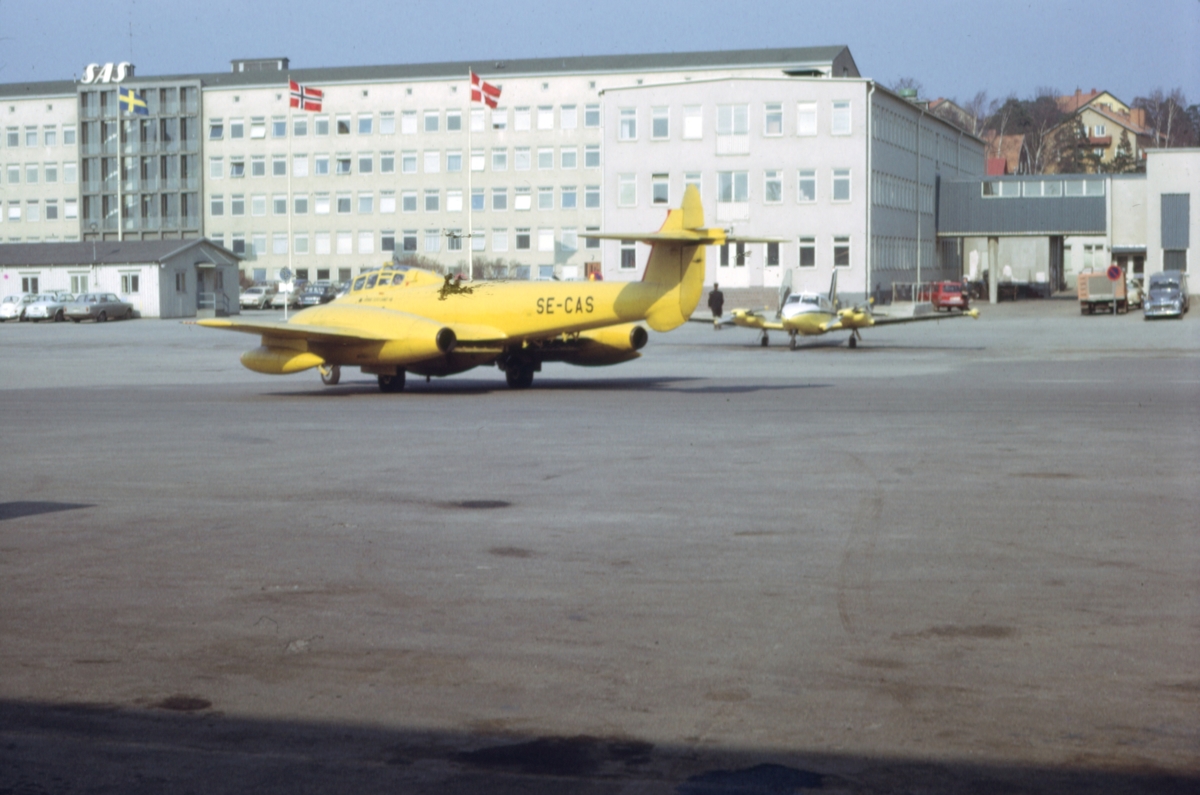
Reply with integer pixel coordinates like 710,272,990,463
2,161,78,185
209,184,600,217
1,198,77,222
209,226,600,258
619,168,854,207
209,104,602,142
5,125,77,148
208,144,601,179
982,179,1106,198
616,100,852,142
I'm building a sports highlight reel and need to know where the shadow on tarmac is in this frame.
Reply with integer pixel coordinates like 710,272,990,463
0,699,1193,795
257,376,833,399
0,501,93,521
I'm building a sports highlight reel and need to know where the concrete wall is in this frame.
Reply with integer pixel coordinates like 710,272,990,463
1145,149,1198,275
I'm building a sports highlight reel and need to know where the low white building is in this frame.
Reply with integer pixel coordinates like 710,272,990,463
0,238,239,318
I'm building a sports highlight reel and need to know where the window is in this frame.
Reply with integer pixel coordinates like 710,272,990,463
832,168,851,202
380,151,395,173
446,109,462,132
619,108,637,140
537,106,554,130
336,155,352,175
470,108,485,132
402,191,417,212
293,154,308,177
446,189,462,212
401,150,417,173
538,228,555,252
65,198,78,219
424,189,439,212
273,233,288,255
652,107,669,139
538,147,554,170
293,117,308,137
798,169,816,202
251,156,266,177
492,148,507,171
683,106,703,139
618,173,636,206
471,148,485,171
422,150,439,173
764,103,783,136
515,228,531,250
401,111,417,134
25,164,37,184
381,230,395,251
834,236,850,267
717,105,749,153
209,119,224,140
560,147,577,170
251,194,266,216
514,107,531,130
314,154,330,175
272,117,287,138
358,153,373,173
584,104,601,128
26,200,39,221
315,115,330,136
423,111,439,133
514,147,531,170
797,102,817,136
315,232,331,254
585,185,600,209
561,186,577,210
652,174,669,205
357,193,373,214
402,230,417,252
561,104,577,129
336,114,351,135
358,231,374,254
831,101,851,135
380,112,395,135
446,228,463,251
491,107,507,130
293,194,308,214
246,117,264,139
685,172,701,196
718,171,748,203
446,150,462,172
25,127,36,147
44,126,57,147
492,228,508,252
620,241,636,270
538,186,554,211
493,187,509,211
5,127,17,147
336,231,352,254
6,164,17,183
175,272,187,292
64,162,77,183
45,200,58,220
585,144,600,168
63,125,76,145
471,188,484,211
586,226,600,249
314,193,330,214
358,114,373,135
764,170,782,203
424,229,441,252
230,194,245,216
210,194,224,216
380,191,396,213
294,233,309,254
121,273,139,294
273,156,287,176
209,157,223,179
766,242,779,267
798,237,815,267
513,187,529,211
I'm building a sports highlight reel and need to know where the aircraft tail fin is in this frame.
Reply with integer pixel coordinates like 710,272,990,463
828,270,840,310
776,269,794,319
639,185,710,331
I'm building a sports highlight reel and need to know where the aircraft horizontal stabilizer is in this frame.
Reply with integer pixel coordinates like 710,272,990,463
197,318,394,343
582,230,725,245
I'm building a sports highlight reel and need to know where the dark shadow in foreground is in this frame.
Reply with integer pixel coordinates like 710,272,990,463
0,700,1192,795
0,501,93,521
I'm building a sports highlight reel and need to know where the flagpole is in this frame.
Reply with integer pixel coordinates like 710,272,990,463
117,92,124,242
287,73,294,294
467,68,473,281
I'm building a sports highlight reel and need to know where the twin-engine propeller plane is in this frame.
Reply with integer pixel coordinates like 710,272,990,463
721,270,979,349
200,186,771,392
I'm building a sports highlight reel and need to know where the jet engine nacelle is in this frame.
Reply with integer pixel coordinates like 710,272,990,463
559,322,648,366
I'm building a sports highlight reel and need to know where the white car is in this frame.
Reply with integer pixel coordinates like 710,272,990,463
0,293,38,322
239,286,276,310
23,293,74,322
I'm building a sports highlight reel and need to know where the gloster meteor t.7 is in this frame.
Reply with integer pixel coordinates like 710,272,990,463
200,187,772,391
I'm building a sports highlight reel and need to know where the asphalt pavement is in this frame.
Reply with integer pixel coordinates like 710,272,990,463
1,298,1197,794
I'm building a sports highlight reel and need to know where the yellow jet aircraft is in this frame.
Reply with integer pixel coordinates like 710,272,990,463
200,186,766,391
721,271,978,349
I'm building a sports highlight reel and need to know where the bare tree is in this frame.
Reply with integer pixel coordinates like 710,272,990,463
962,90,990,137
1021,88,1066,174
1135,88,1192,147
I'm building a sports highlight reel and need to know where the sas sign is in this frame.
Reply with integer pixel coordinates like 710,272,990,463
80,62,135,84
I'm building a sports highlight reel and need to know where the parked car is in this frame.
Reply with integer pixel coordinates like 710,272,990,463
1126,277,1143,309
24,293,74,322
0,292,39,322
239,285,276,310
1143,271,1190,319
64,293,135,322
930,281,969,311
296,283,339,307
270,280,307,309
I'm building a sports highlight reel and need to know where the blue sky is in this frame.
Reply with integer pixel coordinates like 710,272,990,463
2,0,1197,108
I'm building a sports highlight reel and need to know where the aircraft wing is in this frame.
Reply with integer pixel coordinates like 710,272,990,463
822,307,978,332
196,317,396,343
722,309,787,331
197,313,509,346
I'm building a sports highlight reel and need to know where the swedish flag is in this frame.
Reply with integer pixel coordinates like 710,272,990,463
119,87,149,116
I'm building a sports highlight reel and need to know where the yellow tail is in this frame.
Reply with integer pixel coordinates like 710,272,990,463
641,186,710,331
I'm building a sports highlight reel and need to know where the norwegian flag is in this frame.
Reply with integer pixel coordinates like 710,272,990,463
470,71,501,109
289,80,323,112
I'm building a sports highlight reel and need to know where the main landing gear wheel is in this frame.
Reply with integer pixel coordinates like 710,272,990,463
760,331,770,347
789,333,798,351
319,364,341,386
505,364,535,389
848,333,858,349
377,371,406,393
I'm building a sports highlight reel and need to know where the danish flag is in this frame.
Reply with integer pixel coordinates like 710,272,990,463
289,80,323,112
470,71,501,109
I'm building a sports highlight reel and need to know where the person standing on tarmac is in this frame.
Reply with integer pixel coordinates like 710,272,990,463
707,283,724,327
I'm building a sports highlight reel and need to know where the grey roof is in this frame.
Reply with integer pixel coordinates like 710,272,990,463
0,46,855,96
0,239,236,267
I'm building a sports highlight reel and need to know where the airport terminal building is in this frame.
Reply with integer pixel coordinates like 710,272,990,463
5,46,985,305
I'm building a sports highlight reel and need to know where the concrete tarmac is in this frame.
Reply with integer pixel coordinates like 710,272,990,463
1,299,1197,793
